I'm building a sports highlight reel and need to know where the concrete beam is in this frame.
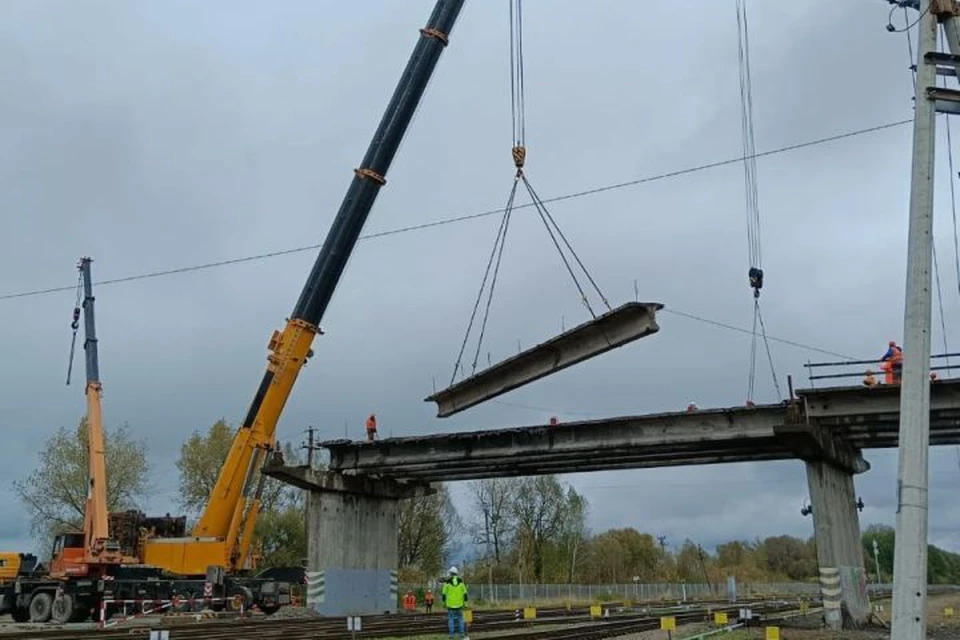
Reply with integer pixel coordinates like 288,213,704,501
774,405,869,474
796,380,960,418
425,302,663,418
324,405,790,480
261,464,433,499
317,379,960,483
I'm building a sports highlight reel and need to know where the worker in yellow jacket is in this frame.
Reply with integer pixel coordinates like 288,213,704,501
441,566,469,640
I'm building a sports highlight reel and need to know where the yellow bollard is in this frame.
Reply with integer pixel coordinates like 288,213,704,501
765,626,780,640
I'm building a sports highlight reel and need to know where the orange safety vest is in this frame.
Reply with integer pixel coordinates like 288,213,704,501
366,415,377,431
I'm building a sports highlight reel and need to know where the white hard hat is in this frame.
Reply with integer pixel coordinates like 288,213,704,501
449,566,458,575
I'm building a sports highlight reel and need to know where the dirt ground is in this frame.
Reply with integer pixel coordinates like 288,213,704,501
612,594,960,639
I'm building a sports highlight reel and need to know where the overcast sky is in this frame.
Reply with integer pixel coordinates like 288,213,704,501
3,0,960,564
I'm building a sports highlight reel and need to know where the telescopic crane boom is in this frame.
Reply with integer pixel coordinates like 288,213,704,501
50,257,128,578
141,0,466,576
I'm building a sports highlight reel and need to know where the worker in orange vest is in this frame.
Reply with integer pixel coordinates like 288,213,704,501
366,414,377,442
881,341,903,384
403,590,416,613
424,588,435,613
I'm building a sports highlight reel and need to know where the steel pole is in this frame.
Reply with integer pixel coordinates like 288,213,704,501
891,1,938,637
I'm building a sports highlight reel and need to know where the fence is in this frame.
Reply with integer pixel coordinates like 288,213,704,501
399,581,830,604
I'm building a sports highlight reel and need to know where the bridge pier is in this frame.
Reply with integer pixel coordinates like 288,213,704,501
262,463,431,615
805,460,871,630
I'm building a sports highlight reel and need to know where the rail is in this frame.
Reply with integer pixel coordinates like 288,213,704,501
803,351,960,382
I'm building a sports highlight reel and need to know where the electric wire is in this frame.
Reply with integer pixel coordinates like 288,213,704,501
0,118,915,303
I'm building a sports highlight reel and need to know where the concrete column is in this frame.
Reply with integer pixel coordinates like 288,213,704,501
306,487,400,616
261,463,432,617
805,460,871,629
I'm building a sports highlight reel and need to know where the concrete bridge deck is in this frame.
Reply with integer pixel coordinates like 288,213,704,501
319,379,960,482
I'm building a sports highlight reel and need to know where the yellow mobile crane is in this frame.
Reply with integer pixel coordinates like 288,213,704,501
139,0,465,578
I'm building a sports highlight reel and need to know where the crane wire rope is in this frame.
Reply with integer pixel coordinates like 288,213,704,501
65,268,83,386
736,0,781,402
450,0,610,383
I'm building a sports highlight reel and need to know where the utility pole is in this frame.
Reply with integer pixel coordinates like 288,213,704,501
873,539,883,585
303,426,315,469
891,0,937,636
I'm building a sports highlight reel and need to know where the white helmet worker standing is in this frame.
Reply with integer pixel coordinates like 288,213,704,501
442,565,469,640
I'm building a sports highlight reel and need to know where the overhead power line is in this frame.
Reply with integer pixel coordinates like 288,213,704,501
0,117,913,303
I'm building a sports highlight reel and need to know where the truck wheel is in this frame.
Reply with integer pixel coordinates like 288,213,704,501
11,607,30,623
50,594,75,624
29,592,53,623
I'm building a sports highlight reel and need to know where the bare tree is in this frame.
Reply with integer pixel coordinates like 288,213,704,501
398,484,460,578
468,478,517,565
559,487,588,582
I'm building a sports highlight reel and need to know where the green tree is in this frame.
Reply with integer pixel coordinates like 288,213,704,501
14,417,149,553
861,523,960,584
175,420,306,566
255,504,307,569
175,419,234,515
175,419,303,517
582,528,663,583
761,535,817,580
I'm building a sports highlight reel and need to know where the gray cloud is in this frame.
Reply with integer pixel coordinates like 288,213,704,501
2,0,960,564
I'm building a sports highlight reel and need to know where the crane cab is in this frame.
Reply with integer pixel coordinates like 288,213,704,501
48,532,88,578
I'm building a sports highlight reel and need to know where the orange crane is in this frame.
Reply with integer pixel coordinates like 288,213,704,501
48,257,133,579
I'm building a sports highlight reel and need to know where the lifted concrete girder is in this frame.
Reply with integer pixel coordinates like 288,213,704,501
426,302,663,418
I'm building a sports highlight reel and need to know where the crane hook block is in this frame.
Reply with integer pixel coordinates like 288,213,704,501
748,267,763,295
512,145,526,169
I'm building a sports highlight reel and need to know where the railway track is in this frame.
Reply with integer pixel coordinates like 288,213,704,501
0,599,805,640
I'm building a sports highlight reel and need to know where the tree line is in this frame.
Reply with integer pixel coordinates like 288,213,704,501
14,418,960,584
14,418,307,567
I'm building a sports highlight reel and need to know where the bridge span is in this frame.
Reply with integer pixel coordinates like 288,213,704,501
265,378,960,627
318,379,960,481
